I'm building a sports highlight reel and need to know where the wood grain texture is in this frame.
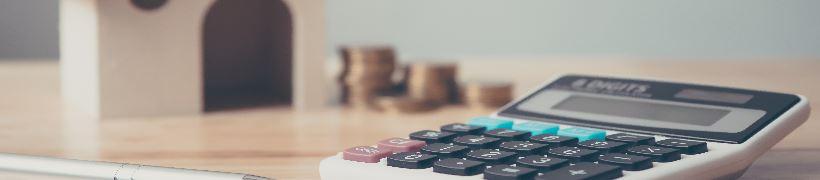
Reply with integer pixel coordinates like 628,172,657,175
0,60,818,179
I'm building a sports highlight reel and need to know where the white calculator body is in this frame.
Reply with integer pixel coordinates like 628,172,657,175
320,75,811,180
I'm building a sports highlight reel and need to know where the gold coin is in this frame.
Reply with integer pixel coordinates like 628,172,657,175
337,45,398,108
404,61,459,104
461,81,513,109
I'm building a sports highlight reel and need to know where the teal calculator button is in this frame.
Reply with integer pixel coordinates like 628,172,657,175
512,122,559,136
467,117,513,130
557,127,606,141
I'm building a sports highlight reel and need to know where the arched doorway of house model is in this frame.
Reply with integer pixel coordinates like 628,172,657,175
202,0,293,111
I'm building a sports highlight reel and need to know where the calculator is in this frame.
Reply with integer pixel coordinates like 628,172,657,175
319,75,811,180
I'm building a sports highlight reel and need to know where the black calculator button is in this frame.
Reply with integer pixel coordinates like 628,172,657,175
441,123,486,135
465,149,517,165
433,158,486,176
453,135,502,150
516,155,570,172
498,141,548,156
420,143,469,158
627,145,681,162
655,139,708,155
547,147,600,163
409,130,457,143
483,165,538,180
536,162,623,180
386,152,438,169
606,133,655,146
577,140,629,153
529,134,579,148
484,129,531,141
598,153,653,171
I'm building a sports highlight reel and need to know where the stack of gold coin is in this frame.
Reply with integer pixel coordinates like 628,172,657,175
404,62,458,105
461,81,514,109
374,96,436,113
338,45,396,108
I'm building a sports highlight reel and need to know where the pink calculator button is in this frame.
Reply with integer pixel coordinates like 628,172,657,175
342,146,391,163
377,138,426,152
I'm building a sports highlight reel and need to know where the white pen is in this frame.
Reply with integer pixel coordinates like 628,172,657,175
0,153,271,180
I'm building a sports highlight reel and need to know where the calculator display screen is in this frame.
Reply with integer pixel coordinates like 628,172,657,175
513,89,766,133
553,95,730,126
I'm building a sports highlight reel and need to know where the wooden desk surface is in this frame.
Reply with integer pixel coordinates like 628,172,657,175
1,60,819,179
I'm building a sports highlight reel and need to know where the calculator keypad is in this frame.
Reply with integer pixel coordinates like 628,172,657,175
577,140,629,154
498,141,548,156
342,146,391,163
529,134,579,148
433,158,486,176
386,152,438,169
441,123,486,135
452,135,502,150
516,155,570,172
557,127,606,141
547,147,601,163
597,153,653,171
484,165,539,180
340,117,713,179
655,139,708,155
627,145,682,162
512,122,559,136
467,117,514,130
420,143,469,158
409,130,456,143
536,162,623,180
606,133,655,146
377,138,426,153
465,149,517,165
484,129,531,141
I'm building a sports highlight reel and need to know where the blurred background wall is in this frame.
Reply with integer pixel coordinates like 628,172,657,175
0,0,58,60
2,0,820,61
